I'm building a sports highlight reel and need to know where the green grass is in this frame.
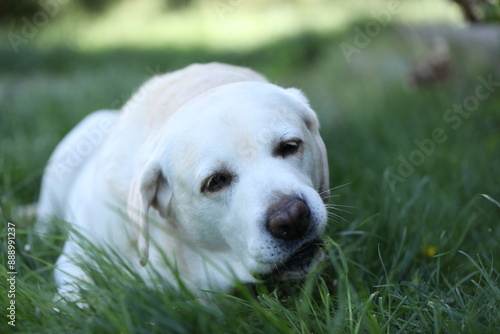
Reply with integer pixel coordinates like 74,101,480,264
1,1,500,333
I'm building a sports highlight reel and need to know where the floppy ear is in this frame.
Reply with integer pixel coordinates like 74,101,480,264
127,160,171,266
286,87,330,203
315,134,330,203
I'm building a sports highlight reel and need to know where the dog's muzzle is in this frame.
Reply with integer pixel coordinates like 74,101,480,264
271,238,325,280
265,195,325,280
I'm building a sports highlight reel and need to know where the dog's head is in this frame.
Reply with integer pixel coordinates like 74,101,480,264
128,81,329,281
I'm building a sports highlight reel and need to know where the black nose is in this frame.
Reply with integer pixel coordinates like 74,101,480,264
266,196,310,240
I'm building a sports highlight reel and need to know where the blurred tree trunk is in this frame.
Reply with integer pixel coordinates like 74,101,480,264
451,0,500,23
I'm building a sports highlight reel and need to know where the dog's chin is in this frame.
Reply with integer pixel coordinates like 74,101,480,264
270,239,325,281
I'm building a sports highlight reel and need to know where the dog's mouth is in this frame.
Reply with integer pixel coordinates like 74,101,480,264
271,238,325,280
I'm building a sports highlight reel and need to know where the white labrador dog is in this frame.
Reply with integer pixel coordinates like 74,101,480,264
37,63,330,299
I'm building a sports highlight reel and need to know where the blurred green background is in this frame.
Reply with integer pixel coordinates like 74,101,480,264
1,0,500,333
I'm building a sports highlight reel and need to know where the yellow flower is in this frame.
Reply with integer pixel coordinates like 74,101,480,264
422,245,437,257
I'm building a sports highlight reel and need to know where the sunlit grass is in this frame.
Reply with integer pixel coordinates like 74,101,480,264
26,0,464,52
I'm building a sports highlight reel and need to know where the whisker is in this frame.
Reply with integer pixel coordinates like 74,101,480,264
325,194,341,199
319,183,354,223
319,183,352,195
326,207,352,215
325,203,357,209
319,183,352,202
326,211,349,223
325,203,356,214
328,182,352,191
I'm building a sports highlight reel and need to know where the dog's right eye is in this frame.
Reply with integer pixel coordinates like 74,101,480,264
201,172,233,193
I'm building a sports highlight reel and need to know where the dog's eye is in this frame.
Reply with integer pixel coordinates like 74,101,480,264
274,138,303,158
202,172,233,193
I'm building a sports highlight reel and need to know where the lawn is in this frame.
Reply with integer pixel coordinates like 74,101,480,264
1,1,500,333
